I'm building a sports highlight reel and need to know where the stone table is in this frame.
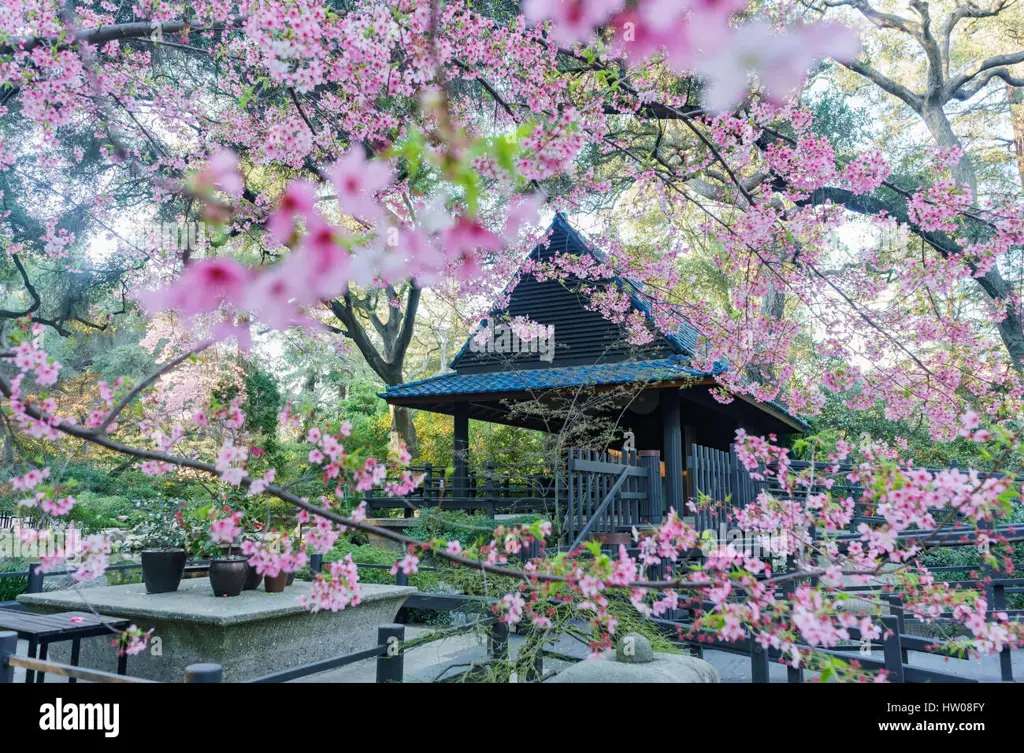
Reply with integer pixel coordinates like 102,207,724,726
18,578,416,682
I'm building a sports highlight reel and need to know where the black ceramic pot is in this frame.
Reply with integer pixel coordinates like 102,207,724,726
264,571,288,593
243,561,263,591
140,549,186,594
286,571,295,586
209,556,248,597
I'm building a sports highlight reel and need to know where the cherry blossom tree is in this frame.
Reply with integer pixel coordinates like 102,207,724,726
2,0,1023,679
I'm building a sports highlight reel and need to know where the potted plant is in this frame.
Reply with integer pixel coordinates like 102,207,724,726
206,506,248,597
241,526,264,590
135,501,187,594
246,528,307,593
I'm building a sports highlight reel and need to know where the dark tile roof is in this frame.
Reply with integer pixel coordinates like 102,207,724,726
548,212,703,356
398,214,806,430
381,355,721,399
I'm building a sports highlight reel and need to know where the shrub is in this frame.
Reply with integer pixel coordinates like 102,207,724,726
919,502,1024,608
405,510,545,551
66,492,135,532
323,541,444,592
0,558,30,602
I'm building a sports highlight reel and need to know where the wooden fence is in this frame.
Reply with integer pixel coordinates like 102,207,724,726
688,443,1024,533
564,448,655,549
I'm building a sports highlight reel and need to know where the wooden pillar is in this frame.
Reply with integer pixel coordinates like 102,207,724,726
662,389,683,515
683,423,697,502
638,450,662,523
453,402,469,498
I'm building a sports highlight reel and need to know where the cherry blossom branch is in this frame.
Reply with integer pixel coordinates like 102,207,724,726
0,359,859,592
96,341,215,433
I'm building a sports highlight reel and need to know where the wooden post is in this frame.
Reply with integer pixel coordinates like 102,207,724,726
519,537,540,564
992,584,1014,682
662,389,683,516
682,423,697,502
638,450,662,523
979,517,996,608
376,624,405,683
567,448,576,545
485,461,496,512
310,553,323,576
394,559,409,587
489,620,509,661
184,663,223,683
423,463,433,505
27,562,43,594
453,403,469,499
751,642,770,683
881,615,904,683
888,595,908,664
0,631,16,684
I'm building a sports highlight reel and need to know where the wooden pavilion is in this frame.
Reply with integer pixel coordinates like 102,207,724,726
380,214,805,520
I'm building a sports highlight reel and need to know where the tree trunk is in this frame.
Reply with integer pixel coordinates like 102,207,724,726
329,286,423,458
1006,81,1024,188
388,403,419,459
921,103,977,200
1,420,12,467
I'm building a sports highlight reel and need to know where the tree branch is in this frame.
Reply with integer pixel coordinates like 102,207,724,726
0,17,246,55
329,296,395,380
0,255,42,319
947,53,1024,100
97,341,214,433
840,59,923,111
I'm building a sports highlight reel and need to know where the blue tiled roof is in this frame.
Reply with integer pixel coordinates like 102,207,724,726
380,355,722,400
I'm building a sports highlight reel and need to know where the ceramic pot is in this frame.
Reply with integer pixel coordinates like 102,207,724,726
141,549,186,594
209,556,248,597
264,571,288,593
243,561,263,591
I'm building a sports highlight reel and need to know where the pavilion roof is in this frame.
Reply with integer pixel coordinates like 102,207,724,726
381,215,807,433
381,355,720,401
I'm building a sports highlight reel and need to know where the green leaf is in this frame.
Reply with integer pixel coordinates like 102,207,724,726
238,84,256,109
583,540,603,557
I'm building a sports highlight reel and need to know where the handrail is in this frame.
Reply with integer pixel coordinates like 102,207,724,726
245,644,388,683
6,655,155,684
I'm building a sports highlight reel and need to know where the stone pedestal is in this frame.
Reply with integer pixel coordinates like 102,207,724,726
546,633,720,684
18,578,415,682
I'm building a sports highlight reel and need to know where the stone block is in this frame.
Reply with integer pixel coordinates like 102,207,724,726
19,578,415,682
546,650,720,683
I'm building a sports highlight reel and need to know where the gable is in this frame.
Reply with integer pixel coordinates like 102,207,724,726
450,214,685,374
